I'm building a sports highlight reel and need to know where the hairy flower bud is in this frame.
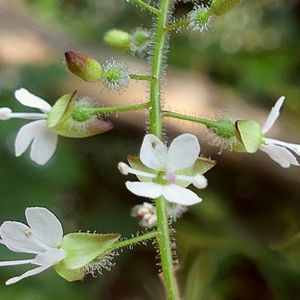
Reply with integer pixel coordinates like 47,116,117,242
65,51,103,82
104,30,131,50
47,91,113,138
188,5,213,32
210,0,241,16
130,28,151,55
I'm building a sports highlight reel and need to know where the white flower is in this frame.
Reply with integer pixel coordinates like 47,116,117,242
119,134,209,206
0,88,57,165
260,96,300,168
0,207,65,285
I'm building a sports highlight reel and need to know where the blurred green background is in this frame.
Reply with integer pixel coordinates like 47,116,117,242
0,0,300,299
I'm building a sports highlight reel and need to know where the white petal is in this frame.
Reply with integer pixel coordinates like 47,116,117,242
265,138,300,156
162,184,202,206
14,88,51,113
261,96,285,134
15,120,58,165
33,248,65,266
25,207,63,248
0,221,46,254
167,134,200,171
140,134,167,170
260,143,299,168
5,265,50,285
125,181,163,199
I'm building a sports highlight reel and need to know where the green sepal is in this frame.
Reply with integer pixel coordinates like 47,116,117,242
54,264,85,282
235,120,262,153
58,232,121,270
210,0,241,16
128,155,155,182
176,157,216,187
47,91,113,138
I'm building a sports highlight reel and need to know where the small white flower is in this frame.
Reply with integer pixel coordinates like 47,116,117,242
260,96,300,168
0,207,65,285
119,134,209,206
0,88,57,165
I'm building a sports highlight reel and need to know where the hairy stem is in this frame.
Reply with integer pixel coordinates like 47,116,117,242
130,0,160,15
163,110,216,127
165,20,190,32
149,0,180,299
130,74,154,81
111,231,158,251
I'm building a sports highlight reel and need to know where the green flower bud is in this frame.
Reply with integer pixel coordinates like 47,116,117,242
54,232,120,281
47,91,113,138
235,120,263,153
104,30,130,50
65,51,103,82
210,0,241,16
130,28,151,54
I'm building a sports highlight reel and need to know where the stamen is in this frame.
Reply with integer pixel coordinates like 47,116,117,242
265,138,300,155
176,174,207,189
118,162,156,178
9,112,47,120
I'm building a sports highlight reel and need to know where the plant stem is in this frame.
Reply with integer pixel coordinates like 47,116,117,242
163,110,216,127
130,74,154,82
165,20,190,32
130,0,160,15
149,0,179,299
111,231,158,251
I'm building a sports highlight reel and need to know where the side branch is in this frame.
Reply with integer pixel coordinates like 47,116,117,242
165,20,190,32
130,0,160,15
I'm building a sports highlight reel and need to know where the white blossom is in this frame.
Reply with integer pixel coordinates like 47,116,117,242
119,134,208,206
0,207,65,285
260,96,300,168
0,88,57,165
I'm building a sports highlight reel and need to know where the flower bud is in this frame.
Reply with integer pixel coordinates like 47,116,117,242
210,0,241,16
130,28,151,55
234,120,263,153
104,30,130,50
102,59,130,91
54,232,120,281
188,5,213,32
47,91,113,138
65,51,103,82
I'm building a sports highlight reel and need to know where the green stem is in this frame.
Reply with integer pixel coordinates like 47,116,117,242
165,20,190,32
130,0,160,15
163,110,216,127
92,102,149,114
130,74,154,82
149,0,180,299
111,231,158,251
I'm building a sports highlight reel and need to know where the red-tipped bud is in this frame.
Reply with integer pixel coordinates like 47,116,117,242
65,51,103,82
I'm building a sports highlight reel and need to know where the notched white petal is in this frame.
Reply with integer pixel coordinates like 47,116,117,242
15,120,58,165
140,134,167,170
162,184,202,206
0,221,46,254
262,96,285,134
25,207,63,248
260,143,299,168
125,181,163,199
14,88,51,113
167,134,200,171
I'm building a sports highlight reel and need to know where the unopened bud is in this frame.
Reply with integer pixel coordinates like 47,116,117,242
104,30,130,50
130,29,151,55
188,5,213,32
65,51,103,82
210,0,241,16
